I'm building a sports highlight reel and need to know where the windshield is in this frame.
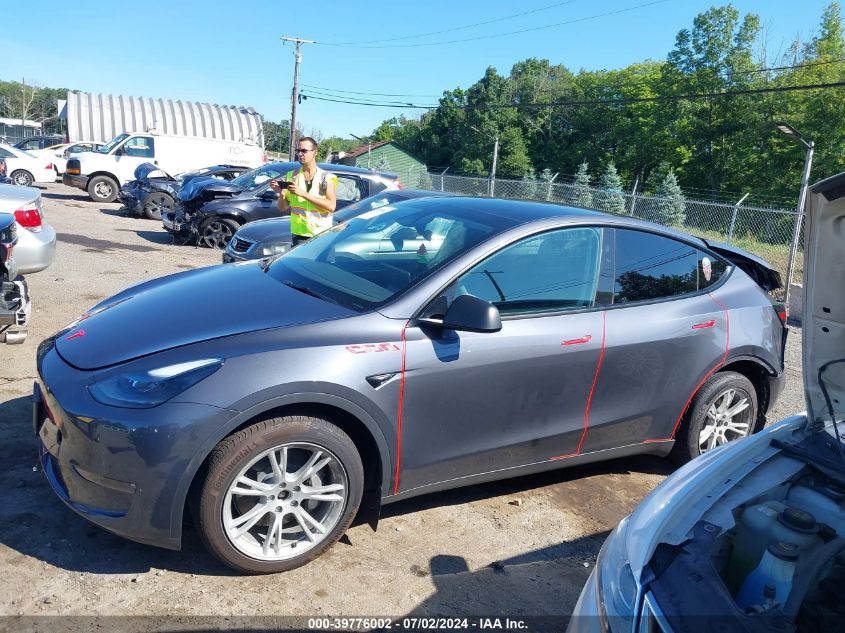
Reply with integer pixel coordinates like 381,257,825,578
231,164,291,192
98,133,130,154
265,201,499,311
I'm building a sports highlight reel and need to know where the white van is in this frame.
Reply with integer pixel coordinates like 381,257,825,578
63,132,265,203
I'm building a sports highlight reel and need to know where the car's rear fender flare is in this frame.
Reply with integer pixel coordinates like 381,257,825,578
171,390,393,541
719,354,781,422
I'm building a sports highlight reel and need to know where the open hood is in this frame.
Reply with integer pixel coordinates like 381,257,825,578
803,174,845,437
134,162,172,181
55,263,356,371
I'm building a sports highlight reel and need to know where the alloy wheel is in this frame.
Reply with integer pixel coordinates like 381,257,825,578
12,172,32,187
698,388,752,453
222,442,348,562
202,221,234,249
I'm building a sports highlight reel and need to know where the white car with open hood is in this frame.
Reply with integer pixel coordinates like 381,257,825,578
569,174,845,633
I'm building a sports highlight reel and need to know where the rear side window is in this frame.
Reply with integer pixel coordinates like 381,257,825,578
611,229,728,304
335,176,366,203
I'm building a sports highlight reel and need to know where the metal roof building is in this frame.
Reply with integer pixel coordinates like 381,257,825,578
61,91,264,146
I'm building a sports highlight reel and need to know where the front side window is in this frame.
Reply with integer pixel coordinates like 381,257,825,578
611,229,728,304
440,227,603,317
123,137,155,158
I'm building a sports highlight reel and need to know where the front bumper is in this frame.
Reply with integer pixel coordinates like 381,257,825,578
161,208,190,234
33,343,235,550
62,173,88,190
14,223,57,275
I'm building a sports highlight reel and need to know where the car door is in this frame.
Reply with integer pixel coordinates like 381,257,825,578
580,228,732,452
116,136,155,183
396,226,606,493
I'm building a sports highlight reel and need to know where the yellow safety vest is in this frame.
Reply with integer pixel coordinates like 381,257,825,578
284,167,338,238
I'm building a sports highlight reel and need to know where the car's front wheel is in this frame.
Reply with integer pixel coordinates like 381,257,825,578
87,175,119,203
199,217,239,249
197,415,364,574
143,192,173,221
10,170,33,187
672,371,759,463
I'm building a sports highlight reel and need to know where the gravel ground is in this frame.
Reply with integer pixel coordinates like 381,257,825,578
0,183,807,627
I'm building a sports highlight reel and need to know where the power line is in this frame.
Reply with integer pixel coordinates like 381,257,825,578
300,80,845,110
318,0,581,46
301,58,845,105
315,0,669,49
300,84,442,98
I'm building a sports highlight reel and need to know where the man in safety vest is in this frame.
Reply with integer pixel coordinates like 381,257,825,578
272,136,338,245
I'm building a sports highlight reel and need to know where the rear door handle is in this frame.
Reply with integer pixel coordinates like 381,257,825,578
562,335,592,346
691,320,716,330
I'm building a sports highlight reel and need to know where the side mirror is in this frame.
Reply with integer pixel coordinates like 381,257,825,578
259,188,280,200
114,146,124,156
439,294,502,333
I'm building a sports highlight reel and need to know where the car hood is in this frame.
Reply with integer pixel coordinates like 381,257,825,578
804,175,845,435
179,178,243,203
134,162,171,181
626,415,807,579
55,262,357,370
235,217,293,243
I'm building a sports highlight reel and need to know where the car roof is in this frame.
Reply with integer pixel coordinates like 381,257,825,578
265,161,399,180
403,196,713,247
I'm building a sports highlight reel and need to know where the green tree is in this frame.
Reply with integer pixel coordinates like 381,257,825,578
597,161,626,213
654,169,687,226
573,162,593,208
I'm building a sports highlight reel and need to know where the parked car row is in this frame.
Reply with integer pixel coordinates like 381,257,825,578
0,182,57,343
63,132,265,203
162,161,401,248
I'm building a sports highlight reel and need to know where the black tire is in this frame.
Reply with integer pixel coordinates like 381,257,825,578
143,192,173,221
87,175,119,203
199,217,240,249
672,371,758,464
10,170,33,187
197,415,364,574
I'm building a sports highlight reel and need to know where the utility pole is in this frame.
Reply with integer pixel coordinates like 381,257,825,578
490,135,499,197
281,36,315,160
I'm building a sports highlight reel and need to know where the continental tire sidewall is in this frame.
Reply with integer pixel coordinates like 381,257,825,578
197,416,364,574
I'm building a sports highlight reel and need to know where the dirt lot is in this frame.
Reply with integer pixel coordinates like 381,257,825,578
0,183,807,627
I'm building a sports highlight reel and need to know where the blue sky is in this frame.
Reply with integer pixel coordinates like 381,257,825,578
3,0,836,139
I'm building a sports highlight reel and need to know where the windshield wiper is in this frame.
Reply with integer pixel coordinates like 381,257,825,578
281,280,340,305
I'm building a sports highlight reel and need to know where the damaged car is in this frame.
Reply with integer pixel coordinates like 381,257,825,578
163,162,401,249
0,211,30,344
569,174,845,633
119,163,249,220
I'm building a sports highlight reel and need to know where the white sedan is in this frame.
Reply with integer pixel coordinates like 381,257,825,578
29,141,105,177
0,143,56,187
0,183,57,274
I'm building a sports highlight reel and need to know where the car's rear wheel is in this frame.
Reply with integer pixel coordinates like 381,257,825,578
87,175,119,203
672,371,758,463
199,217,239,249
197,415,363,574
10,170,33,187
143,192,173,221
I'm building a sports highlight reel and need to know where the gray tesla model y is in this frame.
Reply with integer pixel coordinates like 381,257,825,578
34,196,786,573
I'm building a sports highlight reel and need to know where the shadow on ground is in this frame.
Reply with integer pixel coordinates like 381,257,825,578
0,388,667,579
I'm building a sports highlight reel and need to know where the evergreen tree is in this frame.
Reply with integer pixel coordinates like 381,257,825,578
573,162,593,208
598,161,626,214
654,169,687,226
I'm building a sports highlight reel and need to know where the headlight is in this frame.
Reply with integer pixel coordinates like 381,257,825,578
88,359,223,409
596,516,639,633
259,243,289,257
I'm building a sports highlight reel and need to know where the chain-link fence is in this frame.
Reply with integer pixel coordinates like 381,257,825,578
408,170,802,299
